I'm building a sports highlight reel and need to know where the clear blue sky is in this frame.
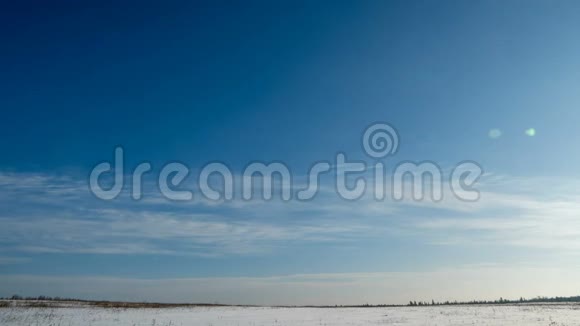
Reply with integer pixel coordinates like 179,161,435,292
1,1,580,305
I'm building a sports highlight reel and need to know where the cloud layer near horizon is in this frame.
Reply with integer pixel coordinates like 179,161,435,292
2,265,579,305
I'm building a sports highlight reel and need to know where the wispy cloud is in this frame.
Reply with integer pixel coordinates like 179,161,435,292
408,176,580,251
0,256,29,265
2,170,580,257
0,210,369,256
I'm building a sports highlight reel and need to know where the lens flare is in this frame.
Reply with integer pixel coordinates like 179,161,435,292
525,128,536,137
488,129,502,139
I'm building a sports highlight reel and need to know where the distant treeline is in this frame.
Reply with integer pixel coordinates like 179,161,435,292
0,295,239,308
3,295,79,302
406,296,580,306
2,294,580,308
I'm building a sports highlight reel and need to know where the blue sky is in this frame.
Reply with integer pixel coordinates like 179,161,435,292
1,1,580,305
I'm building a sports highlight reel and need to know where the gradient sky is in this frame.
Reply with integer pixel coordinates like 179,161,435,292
1,1,580,305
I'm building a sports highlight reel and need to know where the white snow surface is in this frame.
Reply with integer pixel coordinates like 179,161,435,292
1,301,580,325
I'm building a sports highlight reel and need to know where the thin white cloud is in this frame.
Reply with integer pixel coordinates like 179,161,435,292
0,256,29,265
409,184,580,250
0,208,370,256
2,170,580,256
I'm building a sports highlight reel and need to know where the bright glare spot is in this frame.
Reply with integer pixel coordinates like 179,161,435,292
525,128,536,137
488,129,502,139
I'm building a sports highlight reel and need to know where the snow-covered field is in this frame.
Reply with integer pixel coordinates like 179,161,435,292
1,301,580,325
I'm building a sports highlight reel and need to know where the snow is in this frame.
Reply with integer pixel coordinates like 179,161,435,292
1,301,580,325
